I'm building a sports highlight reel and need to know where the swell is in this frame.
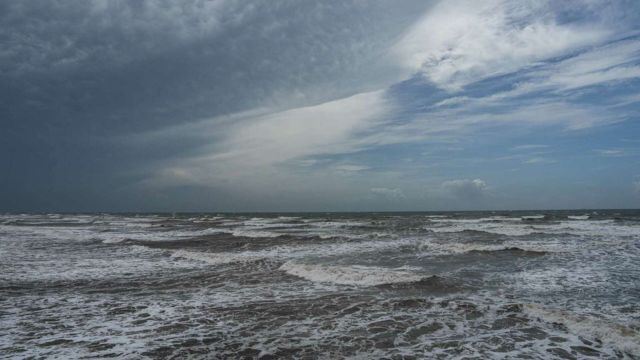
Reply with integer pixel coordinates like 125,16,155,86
145,236,422,268
467,246,548,255
428,227,572,237
417,241,554,256
171,249,267,265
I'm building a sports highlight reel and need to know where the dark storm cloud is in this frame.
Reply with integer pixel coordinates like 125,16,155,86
2,0,428,133
0,0,430,211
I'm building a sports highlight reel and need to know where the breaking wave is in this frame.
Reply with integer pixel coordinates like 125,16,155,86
523,304,640,356
279,261,425,286
171,250,266,265
417,241,556,255
427,219,640,237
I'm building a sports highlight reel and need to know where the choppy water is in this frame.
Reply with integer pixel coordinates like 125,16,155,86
1,211,639,359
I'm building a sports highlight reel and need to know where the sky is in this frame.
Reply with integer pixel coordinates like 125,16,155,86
1,0,640,212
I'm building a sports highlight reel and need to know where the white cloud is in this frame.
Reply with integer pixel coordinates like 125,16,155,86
126,0,637,206
370,187,406,200
334,164,370,172
393,38,640,143
511,144,549,151
356,99,620,152
524,157,557,164
394,0,610,90
595,149,625,156
141,90,389,187
129,0,634,173
505,39,640,96
442,179,488,199
213,91,388,167
594,148,640,157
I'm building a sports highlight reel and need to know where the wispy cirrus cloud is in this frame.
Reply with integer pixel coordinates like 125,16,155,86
594,148,640,157
393,0,611,90
134,0,640,209
595,149,626,156
140,91,390,188
334,164,370,172
524,157,557,165
511,144,550,151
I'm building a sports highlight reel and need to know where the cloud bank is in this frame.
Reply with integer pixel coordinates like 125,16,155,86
1,0,639,211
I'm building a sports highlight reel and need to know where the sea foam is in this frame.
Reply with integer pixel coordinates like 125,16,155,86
523,304,640,356
171,250,266,265
279,261,425,286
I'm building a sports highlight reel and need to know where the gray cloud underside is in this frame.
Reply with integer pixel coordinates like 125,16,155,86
1,0,429,133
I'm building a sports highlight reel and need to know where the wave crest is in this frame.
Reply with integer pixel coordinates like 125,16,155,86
171,250,265,265
523,304,640,356
279,261,425,286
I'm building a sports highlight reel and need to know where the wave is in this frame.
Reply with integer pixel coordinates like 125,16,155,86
567,215,590,220
1,221,232,245
417,241,555,256
216,218,367,239
375,275,460,292
429,216,519,224
467,246,548,255
101,227,228,244
429,226,541,236
523,304,640,356
165,239,549,270
164,237,421,268
230,229,282,238
521,215,546,221
427,220,640,237
171,250,266,265
279,261,425,286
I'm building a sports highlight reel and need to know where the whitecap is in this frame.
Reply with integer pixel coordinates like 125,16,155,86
523,304,640,356
171,250,265,265
427,219,640,237
567,215,589,220
521,215,546,220
230,229,282,238
279,261,425,286
417,241,555,256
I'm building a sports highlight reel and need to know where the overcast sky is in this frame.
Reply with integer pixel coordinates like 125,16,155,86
2,0,640,212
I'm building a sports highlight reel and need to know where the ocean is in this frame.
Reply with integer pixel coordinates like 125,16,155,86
1,211,639,359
